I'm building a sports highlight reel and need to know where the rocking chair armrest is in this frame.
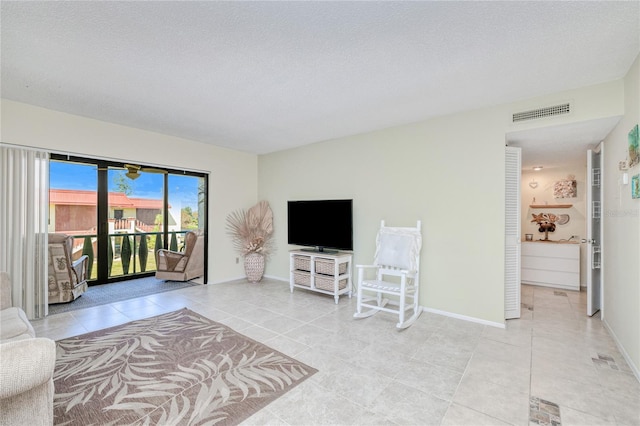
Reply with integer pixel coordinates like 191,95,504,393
158,249,185,259
72,255,89,282
156,249,189,272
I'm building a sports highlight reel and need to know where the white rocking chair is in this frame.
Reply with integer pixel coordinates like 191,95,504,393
353,220,423,329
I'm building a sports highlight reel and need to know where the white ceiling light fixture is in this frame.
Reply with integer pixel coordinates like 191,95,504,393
533,166,544,171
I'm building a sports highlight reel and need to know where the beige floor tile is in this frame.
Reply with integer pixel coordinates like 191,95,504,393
316,362,393,407
346,343,415,378
39,323,89,340
237,324,279,342
412,338,474,372
240,407,288,426
256,314,305,334
33,278,639,425
474,338,532,367
481,323,533,347
32,311,76,332
263,334,310,357
441,402,511,426
559,406,616,426
217,315,254,331
465,352,531,395
453,372,530,425
531,350,600,386
530,372,614,421
265,380,367,425
368,381,450,425
351,409,401,426
394,359,463,401
283,323,337,347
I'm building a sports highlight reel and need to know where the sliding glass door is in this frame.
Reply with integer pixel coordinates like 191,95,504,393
50,154,208,284
107,166,168,278
49,160,99,279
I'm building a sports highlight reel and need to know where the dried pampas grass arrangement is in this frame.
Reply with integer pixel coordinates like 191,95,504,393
226,200,275,258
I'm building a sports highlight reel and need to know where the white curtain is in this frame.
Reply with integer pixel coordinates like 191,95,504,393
0,144,49,319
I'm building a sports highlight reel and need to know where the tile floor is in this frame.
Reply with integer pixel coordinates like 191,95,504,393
34,280,640,425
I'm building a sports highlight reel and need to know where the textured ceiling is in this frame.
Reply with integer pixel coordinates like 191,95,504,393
1,1,639,157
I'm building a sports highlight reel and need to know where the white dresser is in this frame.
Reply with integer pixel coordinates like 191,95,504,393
521,242,580,291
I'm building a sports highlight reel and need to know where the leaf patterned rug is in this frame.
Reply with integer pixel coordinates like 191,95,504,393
53,308,317,425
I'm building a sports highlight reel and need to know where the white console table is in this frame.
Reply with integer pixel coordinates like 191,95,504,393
289,250,352,303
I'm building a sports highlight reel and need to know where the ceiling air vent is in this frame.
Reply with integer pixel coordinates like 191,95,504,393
512,103,570,123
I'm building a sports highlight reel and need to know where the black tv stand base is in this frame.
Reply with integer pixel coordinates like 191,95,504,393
300,247,338,254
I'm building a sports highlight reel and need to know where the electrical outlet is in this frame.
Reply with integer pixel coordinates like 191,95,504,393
235,257,239,264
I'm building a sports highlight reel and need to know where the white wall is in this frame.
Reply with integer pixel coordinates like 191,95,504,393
259,79,625,326
602,54,640,379
521,166,587,285
0,99,258,284
259,109,507,324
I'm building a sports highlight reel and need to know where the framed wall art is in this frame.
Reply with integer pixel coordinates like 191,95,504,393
632,174,639,199
629,124,639,168
553,178,577,198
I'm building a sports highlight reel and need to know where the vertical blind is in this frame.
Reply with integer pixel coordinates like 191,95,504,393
0,144,50,319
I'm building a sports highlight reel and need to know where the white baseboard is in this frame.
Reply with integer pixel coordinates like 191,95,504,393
262,274,288,282
422,307,505,329
209,276,247,285
210,275,288,285
603,319,640,382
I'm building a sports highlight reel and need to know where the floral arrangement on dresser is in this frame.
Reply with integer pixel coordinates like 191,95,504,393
531,212,557,240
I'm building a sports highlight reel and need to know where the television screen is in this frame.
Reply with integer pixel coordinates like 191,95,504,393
287,199,353,252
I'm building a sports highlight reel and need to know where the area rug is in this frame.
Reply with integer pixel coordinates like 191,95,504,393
47,277,199,315
53,308,317,425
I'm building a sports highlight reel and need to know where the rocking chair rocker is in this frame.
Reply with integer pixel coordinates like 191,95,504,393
353,220,423,329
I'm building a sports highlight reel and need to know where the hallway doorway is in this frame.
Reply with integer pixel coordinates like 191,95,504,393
504,117,620,320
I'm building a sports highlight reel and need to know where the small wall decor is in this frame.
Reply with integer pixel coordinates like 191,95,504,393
629,124,639,168
556,214,570,225
632,174,640,199
553,175,577,198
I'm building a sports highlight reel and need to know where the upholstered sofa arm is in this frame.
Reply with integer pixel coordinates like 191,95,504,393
72,255,89,283
0,272,12,310
0,338,56,399
156,250,189,273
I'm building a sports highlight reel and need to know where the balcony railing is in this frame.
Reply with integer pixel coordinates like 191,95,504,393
69,231,188,281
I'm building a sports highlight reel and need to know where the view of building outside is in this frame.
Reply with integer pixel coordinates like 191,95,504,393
49,160,205,282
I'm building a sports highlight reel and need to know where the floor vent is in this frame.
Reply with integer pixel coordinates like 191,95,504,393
513,103,570,123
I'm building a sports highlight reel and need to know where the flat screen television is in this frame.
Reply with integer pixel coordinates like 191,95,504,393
287,199,353,252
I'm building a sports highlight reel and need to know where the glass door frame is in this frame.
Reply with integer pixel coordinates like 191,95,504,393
50,153,208,285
